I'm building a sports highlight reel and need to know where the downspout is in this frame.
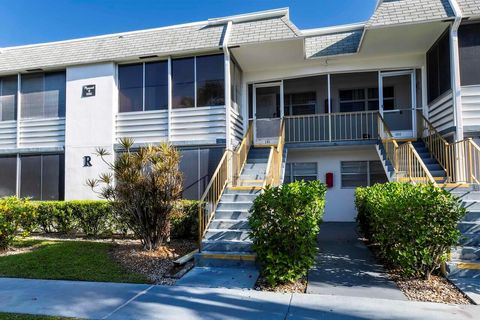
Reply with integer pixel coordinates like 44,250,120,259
448,0,464,140
222,21,233,151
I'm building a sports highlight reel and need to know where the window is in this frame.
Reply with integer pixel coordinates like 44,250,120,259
0,76,17,121
459,23,480,86
172,54,225,109
427,29,451,103
172,57,195,108
0,156,17,197
21,72,66,119
20,154,64,200
339,87,393,112
284,162,317,183
196,54,225,107
231,59,242,113
118,61,168,112
341,161,387,188
284,92,316,116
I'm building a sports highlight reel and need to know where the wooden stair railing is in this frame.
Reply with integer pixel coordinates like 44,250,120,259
377,113,435,185
418,111,480,184
264,119,285,187
232,121,253,187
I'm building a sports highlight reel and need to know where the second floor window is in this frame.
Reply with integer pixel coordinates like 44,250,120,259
21,72,66,119
0,76,17,122
118,61,168,113
172,54,225,109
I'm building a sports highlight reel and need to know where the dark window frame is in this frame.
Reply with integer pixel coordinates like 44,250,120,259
426,28,451,103
0,75,18,122
284,162,318,183
339,87,394,112
118,61,169,113
459,22,480,86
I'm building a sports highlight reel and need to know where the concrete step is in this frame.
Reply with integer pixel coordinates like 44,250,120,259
239,174,266,180
448,190,480,201
459,233,480,246
220,194,257,203
209,219,250,230
461,200,480,211
458,221,480,234
242,163,268,171
201,240,253,253
425,164,443,171
215,210,251,220
422,158,440,165
223,188,261,195
194,252,256,268
430,170,447,178
205,230,251,242
217,201,253,211
463,210,480,222
246,158,268,164
451,246,480,261
447,260,480,278
236,180,264,187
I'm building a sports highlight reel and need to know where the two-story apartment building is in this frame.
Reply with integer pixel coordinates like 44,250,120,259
0,0,479,224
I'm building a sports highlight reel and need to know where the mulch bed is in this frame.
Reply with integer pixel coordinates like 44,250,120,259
111,239,197,285
254,276,307,293
359,236,473,305
389,272,471,304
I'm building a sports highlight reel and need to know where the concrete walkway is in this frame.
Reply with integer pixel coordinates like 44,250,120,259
0,278,478,320
307,222,406,300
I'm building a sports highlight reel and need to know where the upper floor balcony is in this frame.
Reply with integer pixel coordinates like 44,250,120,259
249,70,422,148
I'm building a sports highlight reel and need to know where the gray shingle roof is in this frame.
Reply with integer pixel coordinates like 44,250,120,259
229,16,300,45
305,29,363,59
0,23,226,74
366,0,455,28
457,0,480,17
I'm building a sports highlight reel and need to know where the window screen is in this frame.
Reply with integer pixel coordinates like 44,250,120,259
339,88,392,112
341,160,387,188
427,29,451,103
172,57,195,109
459,23,480,86
145,61,168,111
284,162,317,183
20,154,64,200
231,59,242,113
21,72,66,119
0,156,17,197
284,92,316,116
118,63,143,113
196,54,225,107
0,76,17,121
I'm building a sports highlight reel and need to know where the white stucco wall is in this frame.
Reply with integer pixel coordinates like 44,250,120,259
286,146,381,222
64,63,116,200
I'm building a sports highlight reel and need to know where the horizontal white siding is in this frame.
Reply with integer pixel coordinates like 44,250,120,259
116,110,168,144
0,121,17,149
461,85,480,133
428,90,454,134
230,109,244,148
171,106,226,144
19,117,65,148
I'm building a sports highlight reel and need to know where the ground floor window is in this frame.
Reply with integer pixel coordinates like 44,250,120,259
284,162,317,183
340,160,387,188
0,153,64,200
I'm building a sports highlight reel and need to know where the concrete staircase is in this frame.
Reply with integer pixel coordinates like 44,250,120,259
446,185,480,304
376,140,447,182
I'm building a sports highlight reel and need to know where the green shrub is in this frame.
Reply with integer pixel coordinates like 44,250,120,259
36,201,76,234
249,180,327,286
354,182,465,279
0,197,37,249
68,201,113,237
170,200,200,239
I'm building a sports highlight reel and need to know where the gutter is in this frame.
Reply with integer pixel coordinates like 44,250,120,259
448,0,464,140
208,7,289,25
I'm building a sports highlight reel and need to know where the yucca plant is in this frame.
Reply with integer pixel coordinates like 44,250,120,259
87,138,183,251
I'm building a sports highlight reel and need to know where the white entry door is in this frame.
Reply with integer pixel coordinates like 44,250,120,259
253,82,284,145
379,70,416,138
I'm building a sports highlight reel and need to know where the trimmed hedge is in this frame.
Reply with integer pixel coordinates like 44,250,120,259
1,197,199,241
249,180,327,286
0,197,37,249
355,182,465,279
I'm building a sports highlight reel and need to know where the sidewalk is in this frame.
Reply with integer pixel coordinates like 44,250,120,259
0,278,478,320
307,222,406,300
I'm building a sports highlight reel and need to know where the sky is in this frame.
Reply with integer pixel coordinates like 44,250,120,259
0,0,377,47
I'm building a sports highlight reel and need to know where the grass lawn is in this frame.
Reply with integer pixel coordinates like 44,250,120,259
0,239,147,284
0,313,77,319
